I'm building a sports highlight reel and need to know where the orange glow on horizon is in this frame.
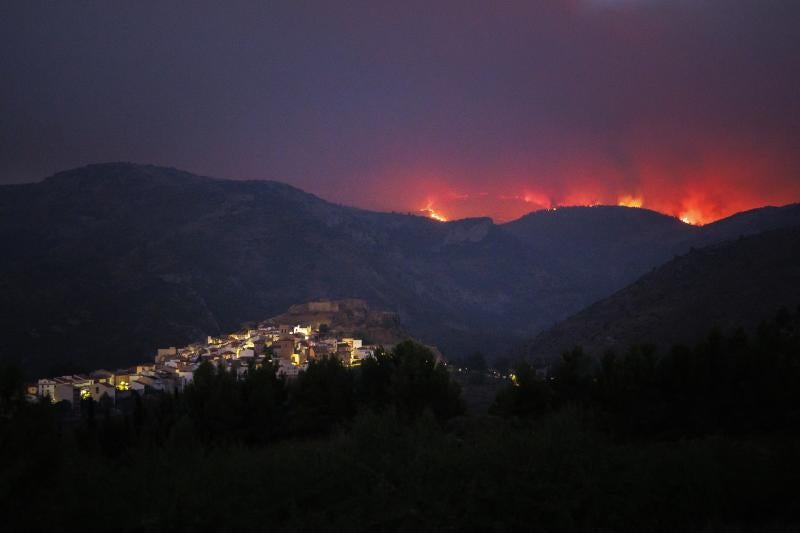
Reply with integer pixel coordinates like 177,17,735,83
618,195,644,208
406,189,790,226
361,142,800,226
678,208,705,226
420,203,448,222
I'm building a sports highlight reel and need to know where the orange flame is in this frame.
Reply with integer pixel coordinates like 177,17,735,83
618,195,643,208
428,209,447,222
678,209,705,225
420,202,448,222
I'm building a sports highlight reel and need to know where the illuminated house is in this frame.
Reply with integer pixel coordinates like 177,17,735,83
342,338,362,350
336,342,356,365
273,338,296,361
220,347,237,359
71,375,94,389
176,368,195,389
293,325,312,337
335,338,364,365
132,375,164,392
113,370,136,391
136,364,156,375
276,358,303,379
238,348,255,359
155,347,178,364
89,382,116,403
37,378,57,400
356,346,376,361
38,377,85,405
309,343,327,359
89,369,114,384
53,381,80,405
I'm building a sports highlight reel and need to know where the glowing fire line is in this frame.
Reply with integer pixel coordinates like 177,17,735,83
418,190,721,225
617,195,643,208
420,202,448,222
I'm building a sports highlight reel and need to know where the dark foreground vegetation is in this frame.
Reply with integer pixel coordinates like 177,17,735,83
3,311,800,532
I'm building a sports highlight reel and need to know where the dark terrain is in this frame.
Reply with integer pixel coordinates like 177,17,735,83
1,162,799,376
524,227,800,361
4,312,800,532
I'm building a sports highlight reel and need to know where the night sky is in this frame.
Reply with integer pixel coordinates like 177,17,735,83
2,0,799,224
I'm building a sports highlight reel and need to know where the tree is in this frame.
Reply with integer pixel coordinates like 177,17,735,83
388,341,464,422
240,360,287,444
490,362,553,417
0,363,24,417
552,347,593,406
356,348,393,411
289,357,354,436
182,361,244,443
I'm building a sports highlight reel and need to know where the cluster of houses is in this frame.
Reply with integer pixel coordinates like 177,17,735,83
31,322,378,408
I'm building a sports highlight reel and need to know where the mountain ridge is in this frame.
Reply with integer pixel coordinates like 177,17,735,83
2,162,799,376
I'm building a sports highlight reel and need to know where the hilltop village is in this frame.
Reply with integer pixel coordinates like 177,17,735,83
31,300,402,409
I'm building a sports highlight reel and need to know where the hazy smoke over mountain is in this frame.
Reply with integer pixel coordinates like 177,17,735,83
2,0,799,222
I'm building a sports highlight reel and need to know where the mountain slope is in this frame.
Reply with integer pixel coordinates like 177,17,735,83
503,206,696,302
1,163,798,376
524,227,800,361
501,204,800,302
0,164,579,375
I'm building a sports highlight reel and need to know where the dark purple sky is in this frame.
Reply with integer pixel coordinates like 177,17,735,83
2,0,799,223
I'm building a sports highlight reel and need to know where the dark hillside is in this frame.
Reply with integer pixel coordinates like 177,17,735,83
1,163,798,376
525,227,800,361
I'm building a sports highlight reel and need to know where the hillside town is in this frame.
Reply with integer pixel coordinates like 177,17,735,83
31,319,379,409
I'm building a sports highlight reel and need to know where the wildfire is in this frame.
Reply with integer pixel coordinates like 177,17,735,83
618,195,643,208
677,205,709,226
420,203,448,222
679,212,701,225
408,178,779,226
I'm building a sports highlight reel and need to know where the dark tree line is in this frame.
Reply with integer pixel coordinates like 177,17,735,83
5,314,800,530
1,340,463,461
492,306,800,438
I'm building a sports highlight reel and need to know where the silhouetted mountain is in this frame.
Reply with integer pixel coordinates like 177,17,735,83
1,163,798,376
524,227,800,361
502,206,698,301
694,204,800,246
0,164,575,375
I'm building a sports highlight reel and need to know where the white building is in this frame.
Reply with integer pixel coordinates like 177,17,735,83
293,325,312,337
356,347,375,360
37,379,57,400
276,359,302,379
132,375,164,392
89,382,116,403
53,382,79,405
177,369,195,389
